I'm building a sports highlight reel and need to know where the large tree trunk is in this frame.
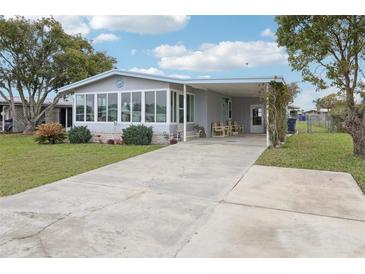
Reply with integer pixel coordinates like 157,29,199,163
23,120,36,134
343,116,365,157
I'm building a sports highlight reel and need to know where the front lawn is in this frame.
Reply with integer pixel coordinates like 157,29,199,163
256,122,365,192
0,134,163,196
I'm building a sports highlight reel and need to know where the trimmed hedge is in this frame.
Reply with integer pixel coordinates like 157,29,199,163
68,126,92,144
123,125,153,145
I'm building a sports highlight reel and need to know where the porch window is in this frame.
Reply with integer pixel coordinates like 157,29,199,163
156,90,166,122
86,94,94,121
76,94,85,122
97,94,107,121
177,93,195,123
132,92,141,122
121,93,131,122
145,91,155,122
108,93,118,122
145,90,167,123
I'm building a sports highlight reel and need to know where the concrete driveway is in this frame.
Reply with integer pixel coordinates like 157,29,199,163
179,165,365,257
1,135,365,257
0,136,266,257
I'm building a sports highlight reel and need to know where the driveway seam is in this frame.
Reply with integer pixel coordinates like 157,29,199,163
222,200,365,223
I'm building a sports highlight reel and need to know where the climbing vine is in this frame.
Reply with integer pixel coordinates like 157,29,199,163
261,81,299,148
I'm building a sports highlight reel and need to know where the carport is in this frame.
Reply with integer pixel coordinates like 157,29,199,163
179,76,285,147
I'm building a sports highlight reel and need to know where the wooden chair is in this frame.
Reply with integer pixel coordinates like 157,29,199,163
212,122,226,137
231,121,242,135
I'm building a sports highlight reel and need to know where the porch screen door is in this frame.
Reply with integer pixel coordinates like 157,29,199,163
250,104,264,133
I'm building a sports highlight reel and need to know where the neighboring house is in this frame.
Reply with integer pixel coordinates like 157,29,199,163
0,97,72,132
59,69,285,145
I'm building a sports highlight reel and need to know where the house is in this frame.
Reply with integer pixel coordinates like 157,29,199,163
0,97,72,132
59,69,285,146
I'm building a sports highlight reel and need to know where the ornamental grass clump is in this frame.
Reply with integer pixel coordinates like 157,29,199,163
34,123,66,144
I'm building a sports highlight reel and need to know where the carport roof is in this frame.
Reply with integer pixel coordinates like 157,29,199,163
58,69,285,96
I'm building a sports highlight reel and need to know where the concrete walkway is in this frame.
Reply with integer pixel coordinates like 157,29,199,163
0,136,266,257
1,136,365,257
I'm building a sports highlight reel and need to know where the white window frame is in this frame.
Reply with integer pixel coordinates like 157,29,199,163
75,94,86,122
144,90,168,124
73,89,169,125
170,88,195,124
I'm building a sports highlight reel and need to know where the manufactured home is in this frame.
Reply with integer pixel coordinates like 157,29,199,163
59,70,284,145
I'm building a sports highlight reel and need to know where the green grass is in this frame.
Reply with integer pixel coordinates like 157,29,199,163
256,121,365,192
296,120,329,133
0,134,163,196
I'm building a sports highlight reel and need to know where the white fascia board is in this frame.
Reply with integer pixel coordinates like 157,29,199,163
58,68,285,93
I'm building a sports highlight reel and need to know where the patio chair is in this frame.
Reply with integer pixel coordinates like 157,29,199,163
232,121,242,135
212,122,226,137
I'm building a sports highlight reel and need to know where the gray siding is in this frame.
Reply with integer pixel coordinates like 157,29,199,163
75,75,169,93
206,90,228,136
193,89,208,132
231,97,264,134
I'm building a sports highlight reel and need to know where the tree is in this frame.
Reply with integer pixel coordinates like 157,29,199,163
276,16,365,156
314,93,345,111
0,16,117,133
264,81,299,147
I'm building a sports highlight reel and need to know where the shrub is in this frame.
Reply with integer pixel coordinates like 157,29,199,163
35,123,66,144
122,125,153,145
107,139,115,145
68,126,92,144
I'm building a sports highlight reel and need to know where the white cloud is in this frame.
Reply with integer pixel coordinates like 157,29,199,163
153,41,288,72
130,49,137,55
260,28,275,39
6,15,91,36
128,67,191,79
154,44,188,58
198,75,211,79
54,16,91,36
89,16,190,34
10,15,189,36
92,33,120,44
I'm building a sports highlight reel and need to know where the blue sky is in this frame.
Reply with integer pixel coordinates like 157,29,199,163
55,15,335,110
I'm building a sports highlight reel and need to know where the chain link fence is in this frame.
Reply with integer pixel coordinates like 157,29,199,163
305,114,337,133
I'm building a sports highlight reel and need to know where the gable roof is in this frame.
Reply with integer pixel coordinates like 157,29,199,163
58,69,285,93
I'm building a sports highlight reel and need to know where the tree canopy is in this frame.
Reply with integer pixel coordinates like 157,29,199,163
276,16,365,156
0,16,117,132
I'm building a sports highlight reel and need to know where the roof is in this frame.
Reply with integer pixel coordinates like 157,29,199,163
0,96,72,106
58,69,285,93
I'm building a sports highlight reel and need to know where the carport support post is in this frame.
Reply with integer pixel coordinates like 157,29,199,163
183,84,187,142
265,83,270,147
